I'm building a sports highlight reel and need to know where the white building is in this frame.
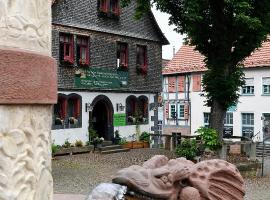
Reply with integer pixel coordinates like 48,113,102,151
162,39,270,141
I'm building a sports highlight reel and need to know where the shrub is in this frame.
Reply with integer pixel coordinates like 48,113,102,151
62,139,71,148
119,138,128,145
139,131,150,142
51,143,59,154
175,139,198,160
196,127,221,151
75,140,83,147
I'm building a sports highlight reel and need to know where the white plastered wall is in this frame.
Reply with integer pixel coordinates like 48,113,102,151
190,67,270,142
52,91,156,145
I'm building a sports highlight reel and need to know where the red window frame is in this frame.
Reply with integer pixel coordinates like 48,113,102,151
60,34,74,64
99,0,108,12
77,36,89,66
110,0,120,15
136,45,148,74
99,0,120,16
58,97,67,119
117,42,128,68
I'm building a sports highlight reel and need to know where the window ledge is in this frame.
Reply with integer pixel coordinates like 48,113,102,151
262,94,270,96
241,94,255,96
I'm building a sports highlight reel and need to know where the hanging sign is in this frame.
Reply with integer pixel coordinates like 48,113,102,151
113,113,126,126
75,67,128,89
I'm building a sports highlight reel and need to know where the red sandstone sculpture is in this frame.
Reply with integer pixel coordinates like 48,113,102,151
112,155,245,200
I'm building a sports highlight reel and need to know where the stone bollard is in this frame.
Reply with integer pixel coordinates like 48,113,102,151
0,1,56,200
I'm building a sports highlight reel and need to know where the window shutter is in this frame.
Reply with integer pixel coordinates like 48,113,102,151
74,98,80,119
178,76,185,92
168,77,176,93
60,99,67,119
70,35,74,63
193,74,201,92
184,104,189,120
100,0,108,12
165,103,169,119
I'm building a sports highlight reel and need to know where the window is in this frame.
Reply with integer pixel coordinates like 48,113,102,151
77,36,89,66
242,78,254,95
136,45,147,74
67,96,81,125
53,94,82,129
137,96,149,123
117,42,128,69
204,112,210,127
224,112,233,126
126,96,137,123
98,0,120,16
60,33,74,64
178,104,185,119
54,95,67,126
262,77,270,94
242,113,254,138
170,104,176,119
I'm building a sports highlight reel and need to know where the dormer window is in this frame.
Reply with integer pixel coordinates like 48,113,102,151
98,0,120,17
60,33,74,65
77,36,89,66
117,42,128,69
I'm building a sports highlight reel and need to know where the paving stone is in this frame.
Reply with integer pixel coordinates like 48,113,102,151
52,149,270,200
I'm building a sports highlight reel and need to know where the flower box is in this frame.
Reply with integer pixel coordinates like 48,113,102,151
143,141,150,148
122,141,133,149
53,145,94,156
132,141,144,149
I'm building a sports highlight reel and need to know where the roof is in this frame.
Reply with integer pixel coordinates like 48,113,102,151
162,59,171,68
163,39,270,75
51,1,169,45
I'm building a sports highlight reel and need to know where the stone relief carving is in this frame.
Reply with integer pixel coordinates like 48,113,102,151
111,155,245,200
0,106,53,200
0,0,51,54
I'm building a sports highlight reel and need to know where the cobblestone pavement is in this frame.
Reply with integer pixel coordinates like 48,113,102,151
52,149,270,199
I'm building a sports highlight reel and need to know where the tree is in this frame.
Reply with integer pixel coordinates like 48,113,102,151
122,0,270,141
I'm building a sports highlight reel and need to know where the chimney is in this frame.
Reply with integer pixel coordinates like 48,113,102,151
173,46,176,56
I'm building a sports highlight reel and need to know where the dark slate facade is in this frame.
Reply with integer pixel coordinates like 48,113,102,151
51,0,168,93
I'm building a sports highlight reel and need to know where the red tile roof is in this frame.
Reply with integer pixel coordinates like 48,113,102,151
163,39,270,75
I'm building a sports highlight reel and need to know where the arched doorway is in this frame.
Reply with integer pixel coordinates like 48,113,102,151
90,95,114,141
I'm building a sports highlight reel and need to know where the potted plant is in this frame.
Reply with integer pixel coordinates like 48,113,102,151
69,117,78,125
93,137,104,150
114,130,121,145
139,132,150,148
120,138,133,149
175,138,198,161
55,117,64,125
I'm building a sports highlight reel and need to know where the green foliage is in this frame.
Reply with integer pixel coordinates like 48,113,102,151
88,121,97,142
139,131,150,142
115,130,120,138
62,139,71,148
175,139,198,160
119,138,128,145
196,127,220,151
51,143,59,154
75,140,83,147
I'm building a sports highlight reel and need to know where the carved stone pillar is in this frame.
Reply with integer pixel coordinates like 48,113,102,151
0,1,56,200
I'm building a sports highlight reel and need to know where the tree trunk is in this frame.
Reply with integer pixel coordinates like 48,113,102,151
209,99,226,141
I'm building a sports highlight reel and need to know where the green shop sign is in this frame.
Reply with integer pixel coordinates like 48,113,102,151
113,113,126,127
75,67,128,89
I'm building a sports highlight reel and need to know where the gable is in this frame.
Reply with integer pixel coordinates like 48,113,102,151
52,0,168,45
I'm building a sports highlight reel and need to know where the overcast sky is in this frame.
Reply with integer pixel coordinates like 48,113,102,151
152,8,185,60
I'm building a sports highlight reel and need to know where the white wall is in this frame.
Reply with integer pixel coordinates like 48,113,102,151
190,67,270,141
52,91,156,145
